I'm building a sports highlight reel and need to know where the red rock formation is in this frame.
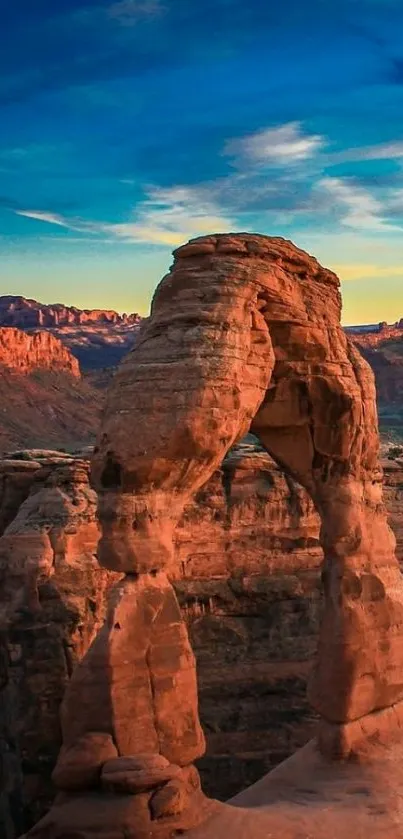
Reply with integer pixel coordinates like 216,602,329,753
0,328,80,377
25,233,402,838
0,456,116,836
0,296,140,328
0,299,142,373
383,457,403,561
0,328,102,451
357,344,403,406
351,319,403,348
0,460,41,536
350,324,403,412
0,443,323,835
2,441,403,835
93,234,398,736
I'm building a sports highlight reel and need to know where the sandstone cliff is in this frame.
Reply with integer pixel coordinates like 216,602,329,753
351,324,403,432
0,328,80,377
1,442,402,836
0,297,142,372
0,329,101,451
0,453,115,837
350,320,403,348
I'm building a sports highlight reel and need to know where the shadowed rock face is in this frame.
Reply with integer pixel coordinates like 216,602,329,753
25,234,403,838
0,444,324,836
2,447,403,835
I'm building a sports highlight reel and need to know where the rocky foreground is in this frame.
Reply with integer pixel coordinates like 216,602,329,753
0,440,402,837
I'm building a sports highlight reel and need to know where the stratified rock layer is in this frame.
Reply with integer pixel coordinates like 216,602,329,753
0,329,101,451
0,297,142,372
0,456,115,836
92,233,400,732
1,445,403,835
15,234,403,838
0,296,140,329
0,443,324,835
0,328,80,377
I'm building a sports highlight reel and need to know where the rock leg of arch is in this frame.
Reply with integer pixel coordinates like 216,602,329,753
23,234,403,839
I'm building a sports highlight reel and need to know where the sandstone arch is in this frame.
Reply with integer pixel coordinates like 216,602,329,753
26,235,403,838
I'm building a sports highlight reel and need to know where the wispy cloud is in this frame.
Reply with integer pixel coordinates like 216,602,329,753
107,0,165,26
101,186,234,244
317,176,400,232
14,122,403,245
14,186,234,246
328,140,403,164
16,210,71,228
224,121,325,166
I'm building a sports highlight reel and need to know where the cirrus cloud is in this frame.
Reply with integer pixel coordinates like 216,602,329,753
16,210,71,228
13,121,403,247
14,186,234,246
224,121,325,166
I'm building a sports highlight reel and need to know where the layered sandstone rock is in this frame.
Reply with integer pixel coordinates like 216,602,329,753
4,233,402,839
177,440,322,797
0,442,324,835
351,319,403,348
0,331,101,451
1,442,403,835
0,297,142,372
92,234,399,738
351,323,403,416
0,456,115,836
0,460,41,537
23,233,401,839
0,297,140,329
0,328,80,377
383,457,403,561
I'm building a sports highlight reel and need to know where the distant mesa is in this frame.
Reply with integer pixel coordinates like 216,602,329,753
0,295,141,328
0,295,143,371
345,318,403,337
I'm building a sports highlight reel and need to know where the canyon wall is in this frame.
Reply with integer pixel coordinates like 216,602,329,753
351,325,403,414
0,300,142,372
0,329,102,452
0,328,80,378
1,443,402,836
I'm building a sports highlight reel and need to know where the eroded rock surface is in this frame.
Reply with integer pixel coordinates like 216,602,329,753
22,233,402,839
0,328,80,377
92,233,400,737
6,234,403,839
1,444,403,834
0,440,324,834
0,455,115,836
0,296,142,372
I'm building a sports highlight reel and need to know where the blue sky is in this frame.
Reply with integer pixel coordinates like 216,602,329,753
2,0,403,323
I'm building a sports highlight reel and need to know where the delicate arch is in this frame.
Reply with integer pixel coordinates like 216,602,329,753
31,234,403,839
